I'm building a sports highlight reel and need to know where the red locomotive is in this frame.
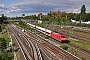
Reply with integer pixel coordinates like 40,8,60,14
50,32,66,43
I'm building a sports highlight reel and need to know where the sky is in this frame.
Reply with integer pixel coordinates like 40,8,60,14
0,0,90,17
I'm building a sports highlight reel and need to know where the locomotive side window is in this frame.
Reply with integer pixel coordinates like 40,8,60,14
61,36,65,38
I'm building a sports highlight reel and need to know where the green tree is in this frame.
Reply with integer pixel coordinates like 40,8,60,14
0,38,7,52
52,12,56,19
62,12,67,18
56,16,61,23
47,11,53,17
81,14,87,21
0,53,14,60
60,45,68,50
0,26,1,32
0,16,7,23
85,13,90,20
67,13,76,20
81,5,86,14
74,14,80,20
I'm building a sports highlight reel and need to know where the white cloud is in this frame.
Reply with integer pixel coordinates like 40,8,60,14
66,7,81,13
0,4,5,7
6,9,21,13
0,4,8,9
1,0,90,17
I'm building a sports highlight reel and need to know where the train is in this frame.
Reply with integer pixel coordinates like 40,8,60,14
27,23,66,43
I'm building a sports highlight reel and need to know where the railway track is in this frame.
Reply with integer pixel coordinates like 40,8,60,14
63,28,90,42
10,24,80,60
9,24,39,60
24,33,79,60
21,29,80,60
11,30,32,60
64,44,90,60
26,24,90,60
26,23,90,60
42,25,90,60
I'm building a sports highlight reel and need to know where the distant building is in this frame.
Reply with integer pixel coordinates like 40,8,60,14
36,12,42,19
36,12,40,17
0,14,4,17
57,10,62,18
1,14,4,16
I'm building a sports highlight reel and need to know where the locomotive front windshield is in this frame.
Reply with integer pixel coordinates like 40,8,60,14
61,36,65,38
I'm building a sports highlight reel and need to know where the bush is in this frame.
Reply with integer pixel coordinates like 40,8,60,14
80,57,85,60
71,50,77,56
60,45,68,50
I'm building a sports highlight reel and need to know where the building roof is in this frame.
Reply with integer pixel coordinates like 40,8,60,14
57,10,62,18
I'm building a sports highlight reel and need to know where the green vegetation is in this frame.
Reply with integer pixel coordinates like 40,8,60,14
71,50,77,56
12,21,33,31
35,31,49,39
0,38,14,60
68,39,90,53
43,35,49,39
40,34,49,39
73,32,90,39
81,5,86,14
59,45,68,50
0,53,14,60
0,24,10,40
80,57,85,60
0,24,14,60
0,38,7,52
0,16,7,24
